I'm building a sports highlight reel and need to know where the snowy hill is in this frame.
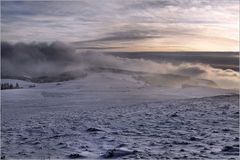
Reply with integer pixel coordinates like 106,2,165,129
1,71,239,159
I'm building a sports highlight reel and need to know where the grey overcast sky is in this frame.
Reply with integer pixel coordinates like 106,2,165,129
1,0,239,51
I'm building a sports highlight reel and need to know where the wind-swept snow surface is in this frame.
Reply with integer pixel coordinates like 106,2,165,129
1,72,239,159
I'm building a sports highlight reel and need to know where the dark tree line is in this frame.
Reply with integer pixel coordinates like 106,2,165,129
1,83,21,90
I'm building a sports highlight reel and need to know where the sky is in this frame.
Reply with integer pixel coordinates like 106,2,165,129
1,0,239,51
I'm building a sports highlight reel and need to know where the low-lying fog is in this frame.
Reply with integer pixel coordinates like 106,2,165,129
1,41,239,89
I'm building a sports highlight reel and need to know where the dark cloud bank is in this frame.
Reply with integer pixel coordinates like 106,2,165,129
1,41,76,77
1,41,239,89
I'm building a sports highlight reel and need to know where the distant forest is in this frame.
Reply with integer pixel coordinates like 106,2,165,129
1,83,21,90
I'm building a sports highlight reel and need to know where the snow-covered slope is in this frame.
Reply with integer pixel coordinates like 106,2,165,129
1,72,239,159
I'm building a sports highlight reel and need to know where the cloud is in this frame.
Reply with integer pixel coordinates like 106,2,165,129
177,66,206,76
80,29,162,42
74,46,125,50
74,51,240,89
128,0,237,9
1,41,77,77
2,41,239,89
1,1,239,51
